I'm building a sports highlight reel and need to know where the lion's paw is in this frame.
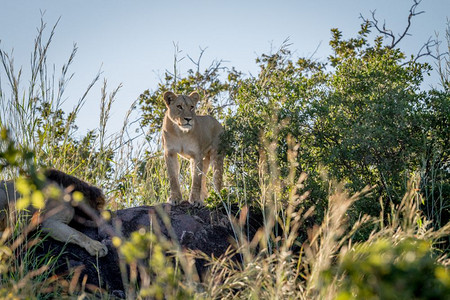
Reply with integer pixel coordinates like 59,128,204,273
190,200,204,208
167,196,183,206
86,240,108,257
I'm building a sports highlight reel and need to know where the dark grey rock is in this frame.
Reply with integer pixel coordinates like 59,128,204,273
33,202,234,296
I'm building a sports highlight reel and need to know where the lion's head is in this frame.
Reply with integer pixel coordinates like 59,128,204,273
163,91,200,132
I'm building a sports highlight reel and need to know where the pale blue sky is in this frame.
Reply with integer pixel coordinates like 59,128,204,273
0,0,448,135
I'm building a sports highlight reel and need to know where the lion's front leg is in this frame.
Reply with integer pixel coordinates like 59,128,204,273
189,157,203,206
42,200,108,257
43,218,108,257
165,151,183,205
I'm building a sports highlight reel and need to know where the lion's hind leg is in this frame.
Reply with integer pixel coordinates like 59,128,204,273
200,155,211,203
211,151,224,194
189,157,204,207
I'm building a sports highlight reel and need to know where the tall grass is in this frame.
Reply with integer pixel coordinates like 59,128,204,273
0,18,154,201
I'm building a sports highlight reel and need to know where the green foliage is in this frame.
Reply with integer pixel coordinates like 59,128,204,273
0,128,34,174
222,46,328,211
0,127,50,209
331,238,450,300
317,24,430,197
419,88,450,231
222,23,448,233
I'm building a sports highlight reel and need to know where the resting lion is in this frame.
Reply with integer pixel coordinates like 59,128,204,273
0,169,108,257
162,91,224,206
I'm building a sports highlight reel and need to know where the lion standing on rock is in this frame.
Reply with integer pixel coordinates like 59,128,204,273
162,91,224,206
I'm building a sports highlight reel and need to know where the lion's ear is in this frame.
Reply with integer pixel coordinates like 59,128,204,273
163,91,177,107
189,91,200,105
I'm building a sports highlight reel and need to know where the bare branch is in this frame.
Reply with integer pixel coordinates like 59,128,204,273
360,10,396,46
361,0,425,49
170,42,184,85
400,37,444,66
393,0,425,48
361,0,446,65
187,46,207,74
414,37,441,60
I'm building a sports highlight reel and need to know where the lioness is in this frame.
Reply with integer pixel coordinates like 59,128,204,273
162,91,224,206
0,169,108,257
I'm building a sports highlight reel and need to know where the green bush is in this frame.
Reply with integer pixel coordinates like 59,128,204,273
331,238,450,300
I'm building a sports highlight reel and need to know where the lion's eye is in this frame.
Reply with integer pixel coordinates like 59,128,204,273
190,106,194,111
177,105,183,110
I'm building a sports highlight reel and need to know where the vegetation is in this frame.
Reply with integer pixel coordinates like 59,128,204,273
1,1,449,298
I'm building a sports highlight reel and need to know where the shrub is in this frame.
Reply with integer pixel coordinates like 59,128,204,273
331,238,450,300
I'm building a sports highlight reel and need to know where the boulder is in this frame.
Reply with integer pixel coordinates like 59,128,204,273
34,202,234,296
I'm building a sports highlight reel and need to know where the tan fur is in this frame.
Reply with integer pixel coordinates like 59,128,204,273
162,91,224,206
0,170,108,257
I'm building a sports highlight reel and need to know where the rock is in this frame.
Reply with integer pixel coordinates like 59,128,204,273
33,202,234,296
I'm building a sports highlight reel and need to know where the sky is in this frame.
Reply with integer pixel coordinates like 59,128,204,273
0,0,449,137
